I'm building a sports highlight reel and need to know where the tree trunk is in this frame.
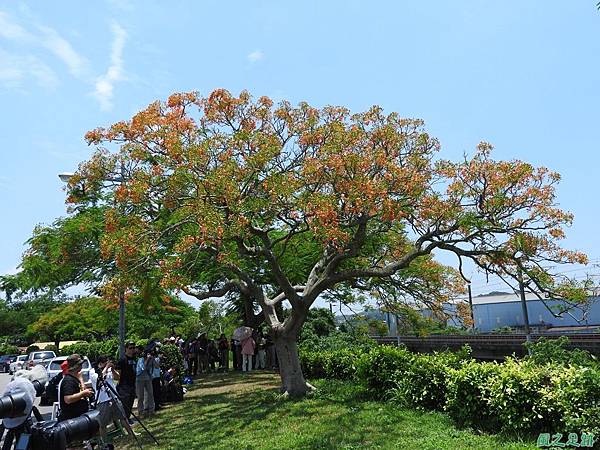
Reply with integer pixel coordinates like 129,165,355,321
273,333,313,397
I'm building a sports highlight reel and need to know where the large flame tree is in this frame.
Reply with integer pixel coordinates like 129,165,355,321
71,89,587,396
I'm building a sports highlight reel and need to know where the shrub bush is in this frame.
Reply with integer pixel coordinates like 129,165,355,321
550,365,600,436
300,351,328,379
392,347,472,411
160,344,185,380
393,353,453,411
355,345,414,398
60,339,119,362
0,344,19,355
485,359,558,434
525,336,598,368
323,348,359,380
445,360,502,430
44,344,58,353
300,348,362,380
301,342,600,438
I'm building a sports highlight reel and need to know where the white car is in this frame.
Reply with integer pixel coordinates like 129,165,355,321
26,350,56,369
45,355,93,381
9,355,28,374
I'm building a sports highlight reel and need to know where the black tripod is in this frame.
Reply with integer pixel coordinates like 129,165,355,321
94,377,159,449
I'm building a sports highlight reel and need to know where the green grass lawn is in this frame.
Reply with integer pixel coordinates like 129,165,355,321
120,371,537,450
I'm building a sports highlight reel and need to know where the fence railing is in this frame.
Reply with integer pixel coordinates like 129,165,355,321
371,333,600,360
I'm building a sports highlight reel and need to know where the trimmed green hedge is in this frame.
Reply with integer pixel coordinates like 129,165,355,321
60,339,119,362
300,344,600,436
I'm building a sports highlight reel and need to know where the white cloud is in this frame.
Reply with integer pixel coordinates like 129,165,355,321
0,10,32,41
38,25,88,77
0,49,59,90
0,10,86,87
247,50,264,63
92,22,127,111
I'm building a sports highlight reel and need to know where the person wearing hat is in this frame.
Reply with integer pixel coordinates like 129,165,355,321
58,354,93,421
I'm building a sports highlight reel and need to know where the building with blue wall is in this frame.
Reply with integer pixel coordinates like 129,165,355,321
472,292,600,332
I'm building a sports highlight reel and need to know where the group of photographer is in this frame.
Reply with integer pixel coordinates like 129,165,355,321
179,329,278,376
57,340,166,425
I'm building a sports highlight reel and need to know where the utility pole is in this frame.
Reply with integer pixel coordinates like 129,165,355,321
117,162,127,360
518,267,532,352
60,164,128,360
119,291,126,359
467,282,475,329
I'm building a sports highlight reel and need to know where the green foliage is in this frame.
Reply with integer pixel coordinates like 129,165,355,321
1,295,65,345
43,344,58,353
300,348,362,381
355,345,415,398
302,344,600,438
28,296,116,344
160,344,185,380
0,344,19,355
393,347,472,411
525,336,598,368
299,308,336,340
26,345,40,354
492,326,514,334
393,304,446,336
176,299,238,340
484,359,557,434
549,365,600,436
17,207,110,295
445,360,502,430
60,339,119,361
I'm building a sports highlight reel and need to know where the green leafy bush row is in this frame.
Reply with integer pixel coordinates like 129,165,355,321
0,343,19,355
60,339,120,362
301,344,600,436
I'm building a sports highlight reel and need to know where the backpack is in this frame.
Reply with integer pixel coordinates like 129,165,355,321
46,372,63,403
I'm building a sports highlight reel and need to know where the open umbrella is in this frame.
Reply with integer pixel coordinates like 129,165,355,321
233,326,253,341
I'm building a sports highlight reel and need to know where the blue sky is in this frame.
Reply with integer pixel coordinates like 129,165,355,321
1,1,599,302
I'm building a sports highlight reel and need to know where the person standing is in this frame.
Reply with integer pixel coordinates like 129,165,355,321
241,335,255,372
197,333,209,374
135,348,155,418
152,350,162,411
187,338,198,376
218,334,229,371
257,332,267,370
114,341,137,420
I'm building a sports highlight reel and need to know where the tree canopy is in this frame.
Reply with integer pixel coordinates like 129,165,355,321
69,89,587,395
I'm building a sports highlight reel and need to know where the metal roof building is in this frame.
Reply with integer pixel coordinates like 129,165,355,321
472,292,600,332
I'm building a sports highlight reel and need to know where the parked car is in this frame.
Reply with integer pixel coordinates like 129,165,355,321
0,355,17,373
26,350,56,369
39,355,93,406
9,355,28,374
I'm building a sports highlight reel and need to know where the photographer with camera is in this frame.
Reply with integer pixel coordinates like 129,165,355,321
58,355,93,423
135,347,155,418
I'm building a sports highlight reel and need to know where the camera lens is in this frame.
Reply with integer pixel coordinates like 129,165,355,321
0,393,27,418
60,409,101,443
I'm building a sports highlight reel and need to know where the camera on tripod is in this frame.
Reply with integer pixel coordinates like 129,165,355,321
1,368,102,450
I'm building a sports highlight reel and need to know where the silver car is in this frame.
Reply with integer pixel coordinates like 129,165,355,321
26,350,56,369
9,355,28,374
